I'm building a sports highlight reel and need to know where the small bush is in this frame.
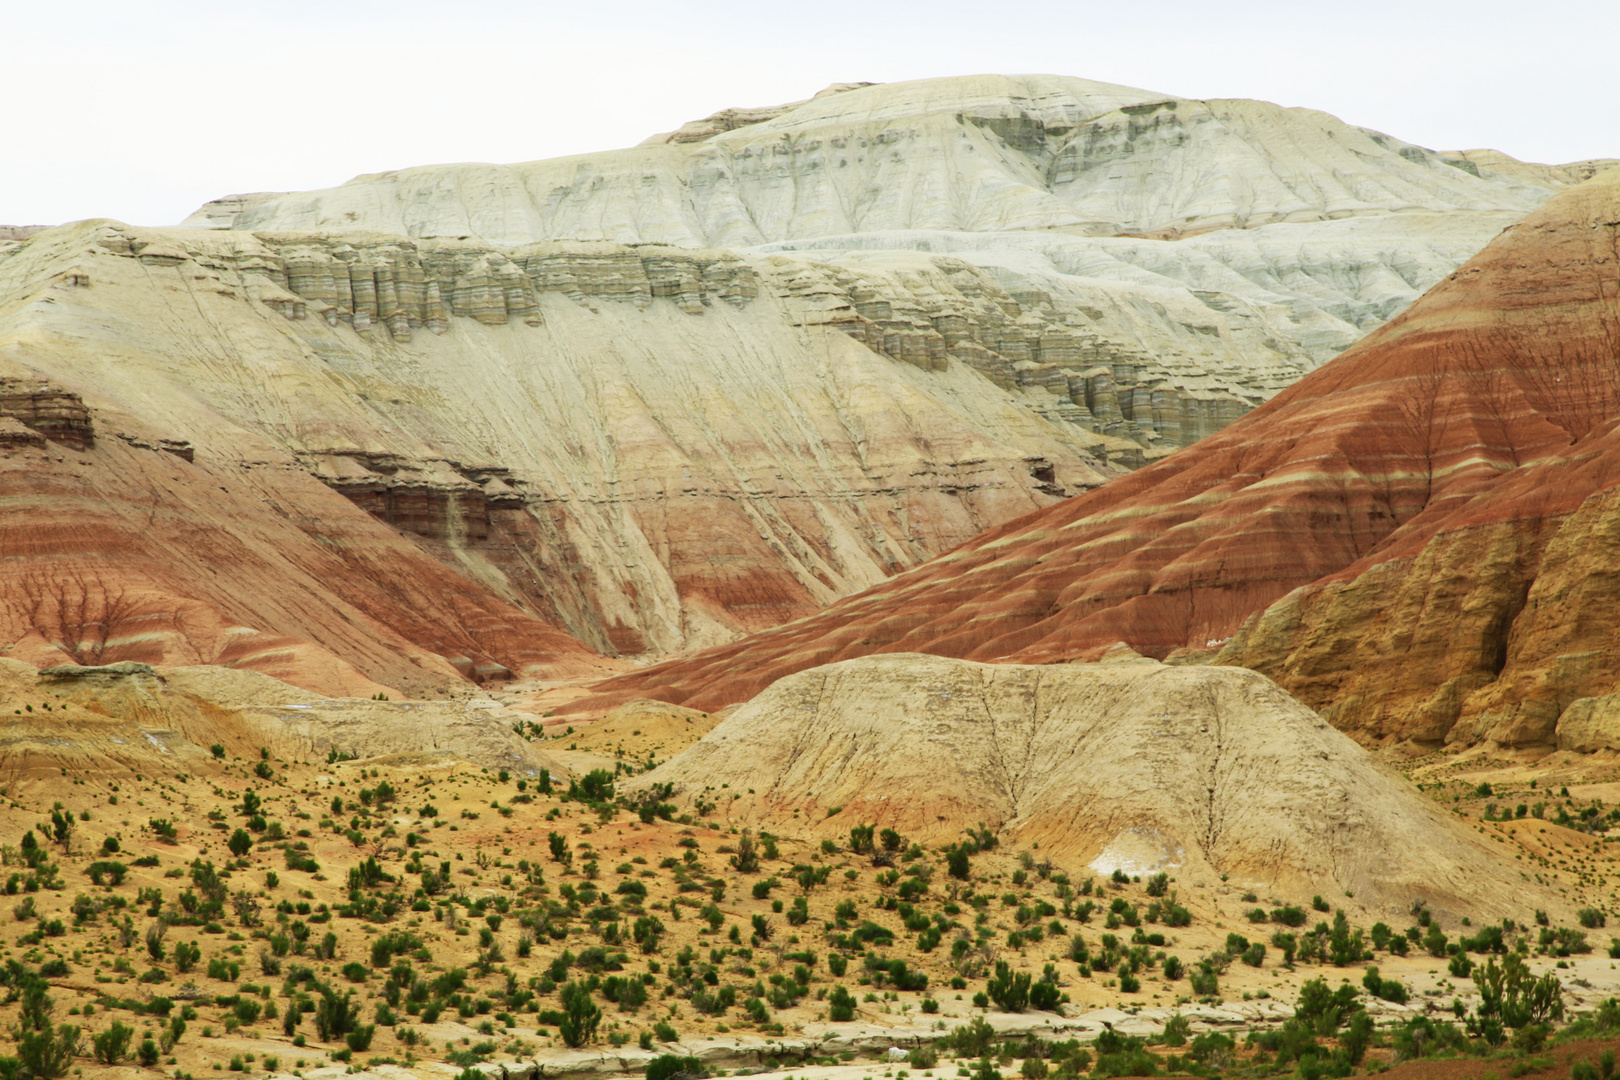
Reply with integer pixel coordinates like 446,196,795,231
93,1020,135,1065
86,861,128,887
647,1054,707,1080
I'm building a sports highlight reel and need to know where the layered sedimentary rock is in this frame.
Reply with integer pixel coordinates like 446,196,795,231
196,76,1557,244
0,407,603,697
1441,150,1618,189
582,167,1620,753
0,219,1118,665
188,75,1581,443
639,81,877,145
632,654,1548,920
0,375,93,448
14,75,1608,702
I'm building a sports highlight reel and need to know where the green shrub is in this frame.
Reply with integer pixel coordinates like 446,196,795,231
946,1017,996,1057
86,861,128,887
92,1020,134,1064
558,981,601,1047
173,940,201,973
315,985,359,1042
987,961,1030,1012
646,1054,707,1080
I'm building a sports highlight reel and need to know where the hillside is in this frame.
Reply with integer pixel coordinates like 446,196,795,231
185,75,1587,457
197,75,1556,245
580,166,1620,754
633,654,1548,921
0,655,1612,1079
0,221,1130,669
2,74,1608,708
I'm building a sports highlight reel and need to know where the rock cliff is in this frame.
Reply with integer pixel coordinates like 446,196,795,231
188,75,1579,443
197,76,1557,245
582,166,1620,753
9,75,1608,702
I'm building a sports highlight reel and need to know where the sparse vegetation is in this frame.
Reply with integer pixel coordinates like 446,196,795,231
0,679,1613,1080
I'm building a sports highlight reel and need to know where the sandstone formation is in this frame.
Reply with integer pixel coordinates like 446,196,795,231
186,77,1587,455
0,415,605,697
7,75,1607,701
582,166,1620,755
0,235,613,694
1441,149,1618,189
196,76,1557,245
0,219,1117,671
631,654,1547,920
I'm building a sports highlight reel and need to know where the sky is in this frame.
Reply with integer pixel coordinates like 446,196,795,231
3,0,1616,227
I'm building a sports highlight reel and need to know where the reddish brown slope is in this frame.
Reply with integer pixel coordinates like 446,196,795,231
0,402,607,698
581,167,1620,742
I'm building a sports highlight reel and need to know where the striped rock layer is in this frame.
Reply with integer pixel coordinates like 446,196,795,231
188,76,1592,460
583,167,1620,750
0,220,1123,681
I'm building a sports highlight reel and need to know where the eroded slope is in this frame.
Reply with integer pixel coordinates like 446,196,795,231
582,167,1620,753
633,654,1547,920
0,221,1119,662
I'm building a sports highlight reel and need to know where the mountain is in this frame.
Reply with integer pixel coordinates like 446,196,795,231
580,165,1620,754
0,75,1600,690
0,221,1112,669
187,75,1581,460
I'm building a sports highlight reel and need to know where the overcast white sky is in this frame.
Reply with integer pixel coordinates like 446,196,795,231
3,0,1615,227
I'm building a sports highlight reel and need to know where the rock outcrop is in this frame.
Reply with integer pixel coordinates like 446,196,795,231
188,75,1580,439
0,375,92,448
581,166,1620,753
631,654,1549,920
10,76,1608,700
0,405,605,697
0,219,1121,665
197,76,1558,245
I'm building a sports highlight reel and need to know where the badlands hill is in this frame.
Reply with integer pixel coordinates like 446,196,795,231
0,222,1120,678
583,165,1620,754
634,654,1547,920
199,74,1557,245
0,75,1600,692
190,75,1592,453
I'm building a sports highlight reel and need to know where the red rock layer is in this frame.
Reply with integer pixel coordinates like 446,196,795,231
580,168,1620,743
0,423,607,698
